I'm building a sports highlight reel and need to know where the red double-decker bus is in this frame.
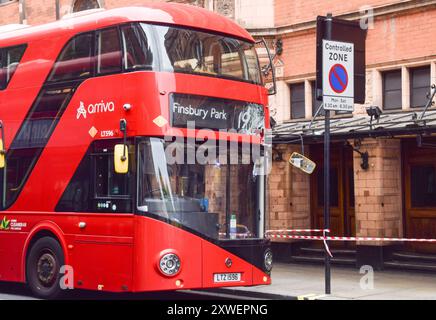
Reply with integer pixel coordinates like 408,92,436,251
0,3,272,299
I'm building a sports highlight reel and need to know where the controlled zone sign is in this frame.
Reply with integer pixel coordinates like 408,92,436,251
322,40,354,111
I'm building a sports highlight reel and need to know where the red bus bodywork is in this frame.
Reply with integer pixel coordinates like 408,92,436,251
0,4,271,294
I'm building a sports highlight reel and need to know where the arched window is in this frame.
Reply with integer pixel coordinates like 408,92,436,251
72,0,100,13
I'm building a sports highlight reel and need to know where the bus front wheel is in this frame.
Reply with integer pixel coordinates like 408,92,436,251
26,236,65,299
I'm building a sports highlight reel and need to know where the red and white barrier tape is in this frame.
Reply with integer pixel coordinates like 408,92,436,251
265,228,436,258
266,229,334,257
266,234,436,243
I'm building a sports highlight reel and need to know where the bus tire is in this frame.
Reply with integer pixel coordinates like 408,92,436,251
26,236,65,299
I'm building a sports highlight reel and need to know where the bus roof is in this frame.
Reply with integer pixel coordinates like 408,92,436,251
0,3,255,46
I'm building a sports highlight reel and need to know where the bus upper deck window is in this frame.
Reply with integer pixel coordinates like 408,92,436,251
121,24,153,71
49,33,93,82
154,25,262,85
0,45,26,90
97,27,122,75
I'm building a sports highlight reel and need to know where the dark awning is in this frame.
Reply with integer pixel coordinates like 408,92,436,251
272,110,436,144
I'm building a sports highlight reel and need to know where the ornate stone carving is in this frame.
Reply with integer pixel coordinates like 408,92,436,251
214,0,234,19
72,0,100,13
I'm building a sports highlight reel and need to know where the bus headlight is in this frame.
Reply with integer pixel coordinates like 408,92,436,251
264,249,273,272
159,253,181,277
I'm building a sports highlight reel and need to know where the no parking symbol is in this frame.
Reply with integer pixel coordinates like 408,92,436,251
323,40,354,111
329,64,348,93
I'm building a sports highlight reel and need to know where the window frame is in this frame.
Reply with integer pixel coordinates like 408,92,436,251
120,23,157,73
45,21,262,86
410,164,436,208
290,82,306,120
382,69,402,111
410,66,431,109
0,44,27,90
48,31,96,84
91,150,132,200
150,23,262,86
95,26,123,76
55,138,135,213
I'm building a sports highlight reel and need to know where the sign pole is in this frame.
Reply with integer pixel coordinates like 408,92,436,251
324,13,332,295
317,12,365,295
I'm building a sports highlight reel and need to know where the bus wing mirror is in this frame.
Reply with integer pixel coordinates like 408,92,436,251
289,152,316,174
114,144,128,174
0,139,5,169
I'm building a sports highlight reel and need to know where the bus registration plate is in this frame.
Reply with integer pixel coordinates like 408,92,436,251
213,273,241,283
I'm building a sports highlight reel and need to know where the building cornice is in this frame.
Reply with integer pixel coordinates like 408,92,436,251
248,0,436,37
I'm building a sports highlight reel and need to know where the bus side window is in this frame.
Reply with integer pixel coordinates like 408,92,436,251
0,45,26,90
121,24,154,71
48,33,94,82
56,142,134,213
96,27,122,75
95,153,130,197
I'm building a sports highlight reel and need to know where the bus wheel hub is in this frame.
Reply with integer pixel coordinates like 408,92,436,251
37,253,56,286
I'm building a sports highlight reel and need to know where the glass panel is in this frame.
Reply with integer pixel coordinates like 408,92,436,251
411,87,429,108
383,70,402,110
317,167,339,207
5,85,75,208
411,67,430,88
383,90,402,110
95,153,130,197
121,24,154,70
137,138,262,240
411,165,436,207
0,45,26,90
227,153,259,239
97,28,122,75
56,140,134,213
5,148,39,205
55,150,92,212
49,33,93,82
383,70,401,90
154,25,261,84
291,83,305,119
410,67,430,108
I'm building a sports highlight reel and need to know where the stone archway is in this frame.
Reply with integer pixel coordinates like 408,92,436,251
72,0,101,13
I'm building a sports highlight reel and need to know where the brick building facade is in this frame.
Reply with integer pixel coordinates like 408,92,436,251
268,0,436,269
2,0,436,269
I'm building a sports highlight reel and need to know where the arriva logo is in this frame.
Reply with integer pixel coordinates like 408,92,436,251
76,100,115,120
77,102,87,119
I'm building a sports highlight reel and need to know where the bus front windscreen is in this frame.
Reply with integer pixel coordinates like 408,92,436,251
137,137,265,240
151,24,262,85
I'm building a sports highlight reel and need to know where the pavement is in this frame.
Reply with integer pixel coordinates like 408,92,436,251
225,263,436,300
3,263,436,300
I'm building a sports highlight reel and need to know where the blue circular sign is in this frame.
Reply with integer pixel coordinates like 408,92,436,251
329,64,348,94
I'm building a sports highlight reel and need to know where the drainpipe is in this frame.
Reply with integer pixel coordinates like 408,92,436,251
55,0,60,20
18,0,27,24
